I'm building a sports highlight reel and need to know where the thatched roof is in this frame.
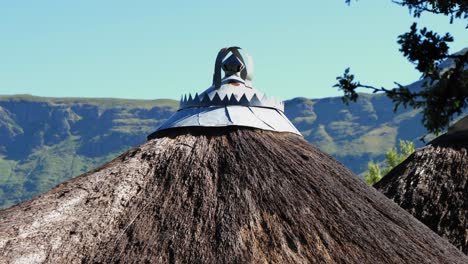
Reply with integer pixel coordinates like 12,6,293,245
1,127,466,263
375,127,468,255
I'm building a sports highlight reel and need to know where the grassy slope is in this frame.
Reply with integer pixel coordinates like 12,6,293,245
287,94,425,172
0,138,123,208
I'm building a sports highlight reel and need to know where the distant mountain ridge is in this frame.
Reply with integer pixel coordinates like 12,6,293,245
0,92,426,208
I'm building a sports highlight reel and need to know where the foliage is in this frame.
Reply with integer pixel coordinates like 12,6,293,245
337,0,468,135
364,161,382,186
391,0,468,22
364,140,415,185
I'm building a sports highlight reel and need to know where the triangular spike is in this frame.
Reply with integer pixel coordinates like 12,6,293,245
212,93,222,105
250,94,261,106
179,95,184,108
239,94,249,105
194,93,199,101
201,93,211,105
192,93,200,106
229,94,239,104
180,94,188,108
188,93,193,102
221,94,230,104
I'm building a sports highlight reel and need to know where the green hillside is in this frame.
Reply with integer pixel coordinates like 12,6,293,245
0,94,425,208
285,94,425,171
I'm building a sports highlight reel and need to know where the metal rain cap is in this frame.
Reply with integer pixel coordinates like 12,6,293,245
154,47,301,135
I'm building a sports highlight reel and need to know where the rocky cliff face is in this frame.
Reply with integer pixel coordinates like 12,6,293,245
1,127,466,263
0,94,425,208
0,98,176,158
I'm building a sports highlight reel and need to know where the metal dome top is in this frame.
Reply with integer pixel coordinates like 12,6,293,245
153,47,301,135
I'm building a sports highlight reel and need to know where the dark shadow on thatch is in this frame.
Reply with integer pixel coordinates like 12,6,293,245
1,127,466,263
427,131,468,149
147,125,289,140
375,131,468,254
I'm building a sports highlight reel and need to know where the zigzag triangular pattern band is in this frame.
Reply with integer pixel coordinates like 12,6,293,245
179,92,284,111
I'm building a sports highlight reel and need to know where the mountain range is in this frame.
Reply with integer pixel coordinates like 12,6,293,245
0,91,428,208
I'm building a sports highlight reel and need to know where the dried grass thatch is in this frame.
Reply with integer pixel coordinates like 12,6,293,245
376,130,468,254
0,127,466,263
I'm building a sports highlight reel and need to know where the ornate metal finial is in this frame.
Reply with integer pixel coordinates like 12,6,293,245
152,47,301,136
213,47,253,89
222,54,245,76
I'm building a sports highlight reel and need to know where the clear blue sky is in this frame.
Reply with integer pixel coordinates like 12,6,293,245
0,1,466,100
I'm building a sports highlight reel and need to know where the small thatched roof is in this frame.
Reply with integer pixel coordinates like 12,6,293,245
375,125,468,255
1,127,466,263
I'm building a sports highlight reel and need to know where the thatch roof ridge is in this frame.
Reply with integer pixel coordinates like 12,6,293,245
428,130,468,149
375,142,468,254
1,128,466,263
